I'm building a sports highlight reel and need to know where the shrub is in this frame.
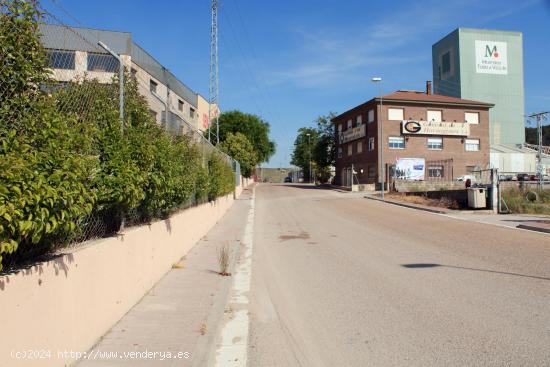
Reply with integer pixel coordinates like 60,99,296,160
0,0,238,271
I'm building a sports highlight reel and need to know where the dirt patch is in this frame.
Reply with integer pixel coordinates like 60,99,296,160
279,231,310,242
386,193,459,209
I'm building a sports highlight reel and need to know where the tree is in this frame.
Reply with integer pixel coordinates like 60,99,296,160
219,132,258,178
209,110,276,163
291,127,319,182
312,112,337,182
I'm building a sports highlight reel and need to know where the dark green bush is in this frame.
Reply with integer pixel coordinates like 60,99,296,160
0,0,238,270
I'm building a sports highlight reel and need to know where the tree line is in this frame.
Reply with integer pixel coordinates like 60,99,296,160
291,113,337,183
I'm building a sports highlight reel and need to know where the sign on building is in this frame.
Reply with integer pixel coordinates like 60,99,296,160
401,120,470,136
475,40,508,75
339,124,366,144
396,158,425,180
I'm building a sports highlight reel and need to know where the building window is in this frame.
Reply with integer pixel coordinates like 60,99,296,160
87,53,119,72
465,139,480,151
466,165,477,173
428,165,444,178
190,107,196,118
388,108,404,121
178,99,184,112
149,109,158,120
368,109,374,123
465,112,479,124
47,50,75,70
356,115,362,126
347,119,352,129
130,67,137,79
337,147,342,158
357,141,363,153
368,137,375,151
427,137,443,150
338,124,342,133
347,144,353,156
149,79,158,93
388,136,405,149
441,51,451,74
427,110,442,122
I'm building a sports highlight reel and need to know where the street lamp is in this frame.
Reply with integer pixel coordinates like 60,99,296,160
98,41,124,134
372,77,384,199
306,133,312,184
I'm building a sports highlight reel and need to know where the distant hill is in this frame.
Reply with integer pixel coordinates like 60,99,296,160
525,125,550,145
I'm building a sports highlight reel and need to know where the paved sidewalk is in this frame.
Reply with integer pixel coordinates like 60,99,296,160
78,187,254,367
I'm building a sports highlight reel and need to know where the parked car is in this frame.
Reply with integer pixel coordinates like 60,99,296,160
456,175,476,182
517,173,530,181
284,177,292,183
498,174,514,181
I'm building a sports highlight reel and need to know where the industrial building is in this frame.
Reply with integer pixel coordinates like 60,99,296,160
332,84,492,188
431,28,550,174
39,24,218,134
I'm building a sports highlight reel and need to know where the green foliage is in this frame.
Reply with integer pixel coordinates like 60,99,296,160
291,113,337,183
0,0,237,271
219,132,257,178
291,127,318,182
210,110,276,163
502,187,550,214
0,0,50,132
207,154,236,201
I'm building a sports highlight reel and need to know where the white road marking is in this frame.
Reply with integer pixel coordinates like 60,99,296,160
214,186,255,367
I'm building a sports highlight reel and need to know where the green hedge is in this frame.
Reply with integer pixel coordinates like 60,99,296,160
0,0,236,270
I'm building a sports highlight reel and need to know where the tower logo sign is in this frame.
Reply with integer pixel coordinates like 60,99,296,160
475,40,508,75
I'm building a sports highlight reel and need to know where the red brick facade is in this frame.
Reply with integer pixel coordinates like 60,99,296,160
332,91,492,187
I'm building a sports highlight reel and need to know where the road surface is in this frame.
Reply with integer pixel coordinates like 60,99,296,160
247,184,550,366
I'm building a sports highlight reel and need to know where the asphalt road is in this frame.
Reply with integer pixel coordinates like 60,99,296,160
247,184,550,367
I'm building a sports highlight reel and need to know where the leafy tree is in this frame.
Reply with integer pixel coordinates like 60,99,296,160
312,112,337,182
219,132,258,178
525,125,550,146
0,0,97,269
291,112,337,183
209,110,276,163
291,127,319,182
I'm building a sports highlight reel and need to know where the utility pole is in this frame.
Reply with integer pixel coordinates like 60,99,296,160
528,111,548,188
372,77,383,199
209,0,219,144
307,133,312,184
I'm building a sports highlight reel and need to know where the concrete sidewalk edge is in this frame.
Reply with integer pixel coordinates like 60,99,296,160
516,224,550,234
364,195,448,214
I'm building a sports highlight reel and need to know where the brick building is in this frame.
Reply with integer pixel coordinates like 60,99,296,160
332,83,493,188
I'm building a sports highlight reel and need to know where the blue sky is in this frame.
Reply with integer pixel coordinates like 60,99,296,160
43,0,550,167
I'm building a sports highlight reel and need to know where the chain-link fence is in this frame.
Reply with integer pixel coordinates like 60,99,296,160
0,2,241,269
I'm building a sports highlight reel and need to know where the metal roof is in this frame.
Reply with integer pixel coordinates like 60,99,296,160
39,23,198,107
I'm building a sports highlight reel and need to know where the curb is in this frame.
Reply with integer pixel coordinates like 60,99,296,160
516,224,550,234
364,195,449,214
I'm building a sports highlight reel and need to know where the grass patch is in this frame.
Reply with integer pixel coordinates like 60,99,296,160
502,187,550,214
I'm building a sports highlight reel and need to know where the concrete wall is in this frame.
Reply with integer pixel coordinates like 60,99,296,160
0,181,250,367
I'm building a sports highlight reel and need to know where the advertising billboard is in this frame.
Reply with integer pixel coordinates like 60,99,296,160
396,158,425,180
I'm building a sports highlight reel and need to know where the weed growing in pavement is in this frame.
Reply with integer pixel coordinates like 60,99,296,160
218,246,231,276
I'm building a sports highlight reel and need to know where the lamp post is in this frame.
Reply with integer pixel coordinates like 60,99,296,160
372,77,383,199
98,41,124,134
306,133,312,184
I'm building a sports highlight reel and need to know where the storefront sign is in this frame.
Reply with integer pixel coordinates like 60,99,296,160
339,124,366,144
475,40,508,75
401,120,470,136
395,158,425,180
